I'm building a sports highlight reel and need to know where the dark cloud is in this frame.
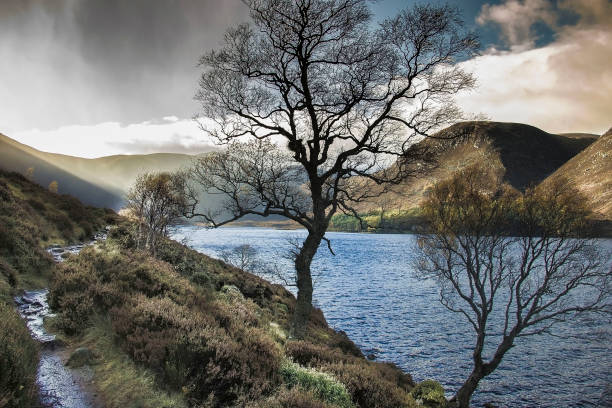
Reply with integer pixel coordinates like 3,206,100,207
0,0,248,132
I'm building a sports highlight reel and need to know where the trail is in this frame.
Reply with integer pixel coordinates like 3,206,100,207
15,232,107,408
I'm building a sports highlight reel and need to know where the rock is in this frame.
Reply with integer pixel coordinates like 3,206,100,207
42,338,66,351
67,347,95,368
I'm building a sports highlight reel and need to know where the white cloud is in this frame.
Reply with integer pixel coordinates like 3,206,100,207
477,0,557,51
458,0,612,134
11,118,217,158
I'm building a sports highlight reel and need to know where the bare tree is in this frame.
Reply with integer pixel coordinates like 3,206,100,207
220,243,262,273
126,172,190,256
415,165,611,408
189,0,477,337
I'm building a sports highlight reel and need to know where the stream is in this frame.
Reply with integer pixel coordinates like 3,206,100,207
14,233,106,408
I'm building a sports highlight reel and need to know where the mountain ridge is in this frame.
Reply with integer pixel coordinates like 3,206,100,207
0,133,206,209
352,121,599,215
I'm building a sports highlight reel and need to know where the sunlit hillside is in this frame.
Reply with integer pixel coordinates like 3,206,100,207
0,133,211,209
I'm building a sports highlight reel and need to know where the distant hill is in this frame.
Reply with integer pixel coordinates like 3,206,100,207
352,121,597,214
541,127,611,220
0,133,206,209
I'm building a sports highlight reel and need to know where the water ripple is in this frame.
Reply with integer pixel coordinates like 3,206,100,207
171,226,612,407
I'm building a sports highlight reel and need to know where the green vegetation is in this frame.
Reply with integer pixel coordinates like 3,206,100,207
329,208,423,233
279,360,355,408
74,318,188,408
410,380,447,408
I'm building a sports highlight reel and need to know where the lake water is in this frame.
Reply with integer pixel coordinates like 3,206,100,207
170,226,612,407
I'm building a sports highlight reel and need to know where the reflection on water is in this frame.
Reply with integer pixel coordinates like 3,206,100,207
171,226,612,407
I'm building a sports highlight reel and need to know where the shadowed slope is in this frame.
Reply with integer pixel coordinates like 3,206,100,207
352,121,597,214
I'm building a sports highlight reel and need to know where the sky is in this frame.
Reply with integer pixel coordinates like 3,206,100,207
1,0,611,158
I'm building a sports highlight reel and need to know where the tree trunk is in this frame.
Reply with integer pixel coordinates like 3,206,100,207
451,334,515,408
452,365,484,408
291,229,324,339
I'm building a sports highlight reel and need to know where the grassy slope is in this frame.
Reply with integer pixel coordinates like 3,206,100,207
0,133,121,209
334,121,598,232
0,170,433,408
47,223,425,408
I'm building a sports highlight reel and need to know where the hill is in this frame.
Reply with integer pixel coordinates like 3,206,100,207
353,121,596,214
332,121,598,232
0,133,121,209
541,127,612,220
0,133,202,209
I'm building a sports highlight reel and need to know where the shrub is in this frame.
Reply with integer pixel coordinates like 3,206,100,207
111,296,281,406
48,211,73,236
285,341,347,366
0,258,17,287
410,380,447,408
58,195,88,222
0,302,39,408
0,222,14,252
247,387,335,408
323,361,416,408
280,360,355,408
26,198,46,212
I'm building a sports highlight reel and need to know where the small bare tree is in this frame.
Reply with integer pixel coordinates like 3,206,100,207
415,165,611,408
126,172,189,256
220,244,262,273
189,0,477,337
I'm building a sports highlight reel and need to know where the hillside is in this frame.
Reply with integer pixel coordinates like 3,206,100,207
0,133,121,209
0,169,114,406
0,169,434,408
541,127,612,220
350,121,597,217
0,133,202,209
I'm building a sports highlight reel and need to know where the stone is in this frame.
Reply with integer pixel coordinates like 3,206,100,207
67,347,95,368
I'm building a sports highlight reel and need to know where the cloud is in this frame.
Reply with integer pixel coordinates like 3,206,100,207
11,118,217,158
477,0,557,51
0,0,249,133
458,0,612,134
